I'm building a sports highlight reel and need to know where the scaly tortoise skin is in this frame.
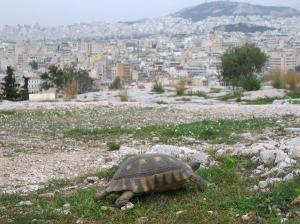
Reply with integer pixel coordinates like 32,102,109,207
94,153,209,209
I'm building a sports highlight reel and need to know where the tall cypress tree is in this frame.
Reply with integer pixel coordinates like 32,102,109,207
1,66,19,101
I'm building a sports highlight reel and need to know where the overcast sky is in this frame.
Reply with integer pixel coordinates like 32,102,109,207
0,0,299,25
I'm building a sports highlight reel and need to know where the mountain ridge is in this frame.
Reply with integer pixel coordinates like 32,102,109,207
172,1,300,22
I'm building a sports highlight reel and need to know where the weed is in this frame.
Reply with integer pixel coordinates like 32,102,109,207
186,90,207,98
244,97,279,105
119,89,129,102
152,82,165,94
210,88,222,93
107,142,121,151
156,100,168,105
287,90,300,99
176,79,186,96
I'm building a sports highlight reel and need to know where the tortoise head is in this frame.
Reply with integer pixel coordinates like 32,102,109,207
189,162,201,172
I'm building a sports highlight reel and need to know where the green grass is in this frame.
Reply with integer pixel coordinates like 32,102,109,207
287,90,300,99
64,118,276,144
244,97,279,105
219,90,243,102
210,88,222,94
152,83,165,94
0,110,18,116
107,142,121,151
185,90,207,98
1,157,299,224
156,101,168,105
175,97,191,102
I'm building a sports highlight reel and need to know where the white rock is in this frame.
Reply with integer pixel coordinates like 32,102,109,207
283,173,294,181
16,201,33,206
284,128,300,134
291,146,300,159
39,193,55,199
121,202,134,211
258,181,268,189
275,151,289,164
241,214,250,221
148,145,208,163
260,150,277,164
63,203,70,210
0,177,9,187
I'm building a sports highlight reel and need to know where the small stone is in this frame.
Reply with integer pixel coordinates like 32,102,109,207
135,217,148,224
152,137,160,142
241,214,250,221
0,177,9,187
275,151,288,164
176,210,186,216
280,218,288,223
260,150,276,164
63,203,70,210
86,176,99,184
284,128,300,134
252,185,259,191
207,211,213,214
121,202,134,211
39,193,54,199
291,146,300,159
16,201,33,206
283,173,294,181
258,181,268,189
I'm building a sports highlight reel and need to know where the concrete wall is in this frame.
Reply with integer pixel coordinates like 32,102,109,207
29,93,56,102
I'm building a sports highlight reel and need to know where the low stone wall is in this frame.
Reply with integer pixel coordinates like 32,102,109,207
29,93,56,102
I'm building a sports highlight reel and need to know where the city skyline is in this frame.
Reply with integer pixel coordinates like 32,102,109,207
0,0,299,26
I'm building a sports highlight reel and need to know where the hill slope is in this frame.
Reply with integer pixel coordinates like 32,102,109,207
172,1,300,22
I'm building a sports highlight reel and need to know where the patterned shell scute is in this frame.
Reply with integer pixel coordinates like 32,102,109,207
106,154,193,193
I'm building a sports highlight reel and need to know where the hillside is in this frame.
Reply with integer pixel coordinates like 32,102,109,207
213,23,276,33
173,1,300,22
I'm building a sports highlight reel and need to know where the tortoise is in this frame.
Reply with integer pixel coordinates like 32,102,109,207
94,153,209,209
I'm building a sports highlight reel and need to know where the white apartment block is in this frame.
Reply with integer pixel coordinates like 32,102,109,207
267,52,296,73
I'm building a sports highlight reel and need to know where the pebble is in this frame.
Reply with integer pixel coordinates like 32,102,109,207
39,193,55,199
135,217,148,224
85,176,99,184
16,201,33,206
241,214,250,221
121,202,134,211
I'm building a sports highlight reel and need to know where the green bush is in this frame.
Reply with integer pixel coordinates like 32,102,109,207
107,142,121,151
152,82,165,94
176,80,186,96
239,75,261,91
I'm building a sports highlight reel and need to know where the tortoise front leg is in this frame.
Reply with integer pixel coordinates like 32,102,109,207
94,190,109,202
115,191,135,210
190,174,209,192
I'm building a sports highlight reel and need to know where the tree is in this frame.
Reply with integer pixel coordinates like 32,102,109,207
218,43,267,90
40,65,94,95
1,66,20,101
29,60,39,70
19,76,29,100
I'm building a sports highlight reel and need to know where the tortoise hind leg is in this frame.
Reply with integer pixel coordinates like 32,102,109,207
94,189,109,202
115,191,135,209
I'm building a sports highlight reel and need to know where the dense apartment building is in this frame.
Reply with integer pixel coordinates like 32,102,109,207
116,63,132,83
267,52,296,72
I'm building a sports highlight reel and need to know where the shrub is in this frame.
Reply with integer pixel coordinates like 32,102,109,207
218,43,267,88
239,74,261,91
267,70,286,89
186,90,207,98
176,79,186,96
64,80,78,100
107,142,121,151
152,82,165,94
119,89,128,102
268,70,300,91
110,76,122,90
210,88,222,93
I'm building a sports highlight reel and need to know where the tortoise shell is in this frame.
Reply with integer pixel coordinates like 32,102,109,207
105,154,194,194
